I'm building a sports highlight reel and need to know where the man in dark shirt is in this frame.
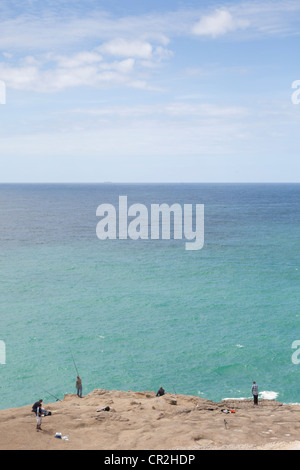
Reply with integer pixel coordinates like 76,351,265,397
251,382,259,405
156,387,165,397
32,399,43,431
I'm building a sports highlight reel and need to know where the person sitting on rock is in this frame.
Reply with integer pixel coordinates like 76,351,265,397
156,387,165,397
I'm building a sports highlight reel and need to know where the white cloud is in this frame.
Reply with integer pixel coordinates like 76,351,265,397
97,38,153,59
56,102,249,121
54,51,103,69
2,51,13,59
192,9,249,37
0,2,299,57
0,64,40,90
100,58,135,74
0,47,163,92
0,11,176,94
0,62,114,92
154,46,174,61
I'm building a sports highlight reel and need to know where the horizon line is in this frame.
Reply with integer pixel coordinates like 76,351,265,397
0,181,300,185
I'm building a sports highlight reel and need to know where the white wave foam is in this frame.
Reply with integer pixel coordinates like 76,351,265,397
259,390,278,400
223,390,279,401
223,397,249,401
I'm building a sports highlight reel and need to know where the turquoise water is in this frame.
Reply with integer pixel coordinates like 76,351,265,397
0,183,300,409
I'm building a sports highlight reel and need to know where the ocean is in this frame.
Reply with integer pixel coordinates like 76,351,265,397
0,183,299,410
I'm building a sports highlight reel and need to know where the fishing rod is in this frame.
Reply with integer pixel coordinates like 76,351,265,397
43,389,62,402
69,349,80,376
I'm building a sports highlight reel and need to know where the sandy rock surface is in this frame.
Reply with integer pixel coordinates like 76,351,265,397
1,390,300,450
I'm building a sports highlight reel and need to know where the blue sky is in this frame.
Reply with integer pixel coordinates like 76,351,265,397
0,0,299,182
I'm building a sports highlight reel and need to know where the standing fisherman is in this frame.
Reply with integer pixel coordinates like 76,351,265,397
252,381,259,405
70,349,82,398
33,399,43,431
76,376,82,398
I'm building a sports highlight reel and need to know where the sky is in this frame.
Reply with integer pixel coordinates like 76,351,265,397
0,0,299,183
